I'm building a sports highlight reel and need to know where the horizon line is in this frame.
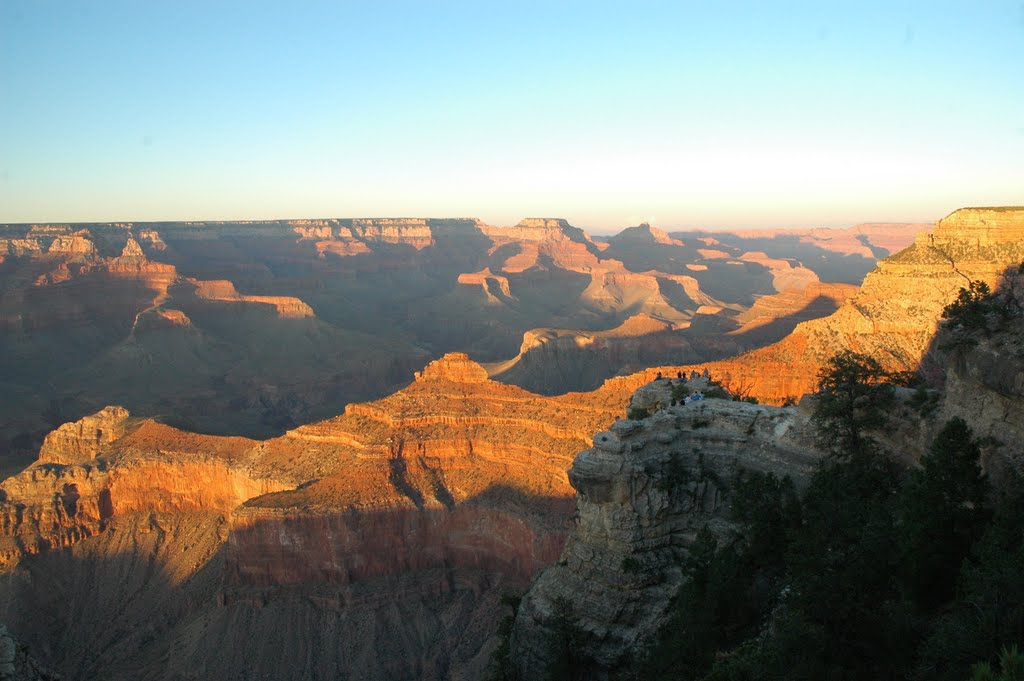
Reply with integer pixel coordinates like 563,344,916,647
0,213,953,235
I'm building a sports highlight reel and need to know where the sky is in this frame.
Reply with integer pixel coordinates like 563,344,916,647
1,1,1022,233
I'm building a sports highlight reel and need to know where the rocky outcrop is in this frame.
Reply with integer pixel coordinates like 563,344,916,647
608,223,682,247
46,232,97,259
189,279,315,318
737,251,819,292
729,282,856,341
1,414,288,565
131,307,193,333
414,352,491,383
456,268,515,303
118,237,145,259
939,314,1024,484
348,218,436,249
931,206,1024,247
37,406,130,465
487,316,699,395
510,391,820,679
0,625,60,681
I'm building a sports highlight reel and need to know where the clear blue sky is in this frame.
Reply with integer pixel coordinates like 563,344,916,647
1,1,1022,232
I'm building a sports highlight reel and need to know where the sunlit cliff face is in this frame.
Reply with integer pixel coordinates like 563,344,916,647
0,351,627,580
613,208,1024,405
0,351,632,679
0,216,920,474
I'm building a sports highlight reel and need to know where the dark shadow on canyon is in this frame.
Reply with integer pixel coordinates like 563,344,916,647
729,293,847,346
918,262,1024,388
1,485,577,681
492,292,848,396
670,230,883,284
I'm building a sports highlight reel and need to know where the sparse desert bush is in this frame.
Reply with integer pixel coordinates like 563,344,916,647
627,406,651,421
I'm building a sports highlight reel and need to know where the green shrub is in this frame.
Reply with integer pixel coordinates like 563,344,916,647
705,386,730,400
627,406,651,420
486,592,522,681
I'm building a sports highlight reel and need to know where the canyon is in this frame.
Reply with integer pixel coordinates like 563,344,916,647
0,217,919,478
592,208,1024,405
0,353,626,680
5,209,1011,680
506,322,1024,679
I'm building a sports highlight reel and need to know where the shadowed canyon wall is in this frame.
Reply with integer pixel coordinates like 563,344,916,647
0,354,624,680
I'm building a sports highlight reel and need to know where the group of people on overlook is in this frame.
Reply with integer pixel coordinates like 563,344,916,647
653,369,711,406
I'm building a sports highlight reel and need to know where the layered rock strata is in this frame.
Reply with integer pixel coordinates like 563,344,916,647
37,406,130,465
0,215,906,468
938,314,1024,483
510,393,819,678
0,412,288,565
0,354,625,681
618,208,1024,404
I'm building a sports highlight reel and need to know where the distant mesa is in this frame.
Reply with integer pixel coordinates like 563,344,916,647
515,217,571,230
190,279,315,318
46,231,98,258
612,223,681,246
414,352,490,383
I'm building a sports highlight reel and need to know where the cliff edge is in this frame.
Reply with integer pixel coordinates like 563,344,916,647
510,391,820,678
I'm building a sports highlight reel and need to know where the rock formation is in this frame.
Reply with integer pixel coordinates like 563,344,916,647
614,208,1024,404
0,411,288,565
0,625,59,681
413,352,491,383
0,203,1007,679
0,215,906,469
486,316,696,394
937,306,1024,483
0,354,625,681
188,279,315,318
36,406,130,465
728,281,856,342
509,390,820,678
674,222,928,284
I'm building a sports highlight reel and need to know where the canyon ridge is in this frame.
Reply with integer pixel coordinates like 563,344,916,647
3,209,1021,680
